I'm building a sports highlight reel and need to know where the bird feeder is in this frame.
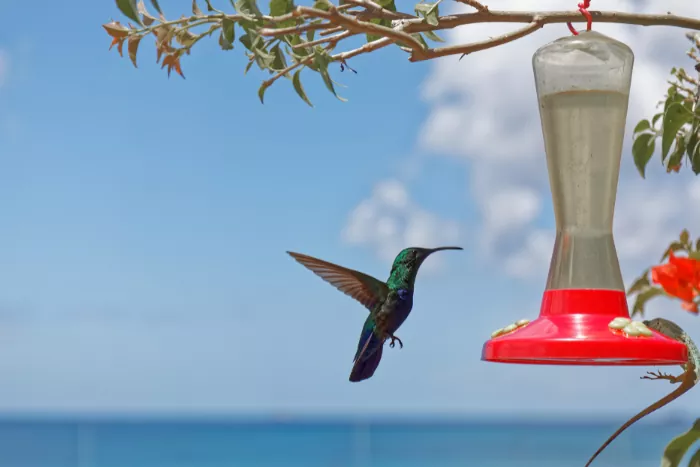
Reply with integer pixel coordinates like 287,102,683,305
481,31,687,366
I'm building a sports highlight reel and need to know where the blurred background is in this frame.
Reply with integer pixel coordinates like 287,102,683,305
1,1,699,466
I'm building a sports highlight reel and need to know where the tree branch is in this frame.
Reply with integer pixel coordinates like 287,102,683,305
343,0,416,20
105,0,700,104
295,5,427,56
273,7,700,63
412,20,543,62
410,10,700,33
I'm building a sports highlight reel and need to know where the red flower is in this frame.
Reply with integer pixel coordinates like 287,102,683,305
651,252,700,312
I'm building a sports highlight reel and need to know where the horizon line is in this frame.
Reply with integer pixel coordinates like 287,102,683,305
0,412,693,425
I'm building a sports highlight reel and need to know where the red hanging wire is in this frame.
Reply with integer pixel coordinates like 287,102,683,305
567,0,592,35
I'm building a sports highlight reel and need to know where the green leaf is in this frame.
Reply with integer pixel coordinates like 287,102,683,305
680,229,691,245
365,19,387,43
320,69,346,102
149,0,163,14
687,122,699,155
652,112,664,128
630,287,665,318
662,102,692,161
253,48,276,69
244,59,255,74
258,83,268,104
660,419,700,467
632,133,656,178
281,33,301,48
687,446,700,467
415,2,439,26
693,146,700,175
411,33,429,50
313,0,331,11
422,29,444,43
695,237,700,252
219,18,236,50
414,3,430,14
666,134,686,172
115,0,142,25
270,0,293,16
365,0,395,43
633,119,651,135
239,32,262,51
270,44,288,71
664,91,683,114
687,122,700,174
626,270,650,296
313,48,346,102
661,241,687,261
292,69,313,107
236,0,263,17
425,7,439,26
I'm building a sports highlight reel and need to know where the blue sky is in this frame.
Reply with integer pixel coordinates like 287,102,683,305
1,0,700,418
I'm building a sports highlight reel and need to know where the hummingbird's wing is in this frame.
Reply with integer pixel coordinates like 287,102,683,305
287,251,389,311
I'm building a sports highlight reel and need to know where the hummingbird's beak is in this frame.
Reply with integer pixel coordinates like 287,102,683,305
426,246,463,254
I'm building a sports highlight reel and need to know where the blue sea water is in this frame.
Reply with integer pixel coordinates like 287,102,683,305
0,418,694,467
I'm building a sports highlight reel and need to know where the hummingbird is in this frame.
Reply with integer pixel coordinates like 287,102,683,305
287,246,463,382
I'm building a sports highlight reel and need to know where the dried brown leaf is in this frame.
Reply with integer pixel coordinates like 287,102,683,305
161,53,185,78
102,21,129,38
109,37,127,57
192,0,204,16
175,29,198,47
128,35,144,67
137,0,158,25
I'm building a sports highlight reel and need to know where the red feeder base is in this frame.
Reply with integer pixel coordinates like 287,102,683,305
481,289,687,366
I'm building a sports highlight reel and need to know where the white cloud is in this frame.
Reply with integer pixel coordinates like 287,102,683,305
342,2,699,282
341,179,461,271
416,0,700,280
503,229,555,279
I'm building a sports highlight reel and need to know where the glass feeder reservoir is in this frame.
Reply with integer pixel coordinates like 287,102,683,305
481,31,687,365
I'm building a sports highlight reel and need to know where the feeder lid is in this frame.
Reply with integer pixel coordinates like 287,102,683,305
482,290,688,365
532,30,634,96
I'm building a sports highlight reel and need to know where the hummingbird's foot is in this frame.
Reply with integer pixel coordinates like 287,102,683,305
388,334,403,349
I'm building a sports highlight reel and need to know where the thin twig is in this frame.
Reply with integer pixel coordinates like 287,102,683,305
296,6,427,56
260,18,410,90
259,21,336,37
319,26,344,36
292,30,356,48
406,10,700,35
334,35,395,60
411,20,543,62
670,80,698,96
343,0,416,20
334,21,410,60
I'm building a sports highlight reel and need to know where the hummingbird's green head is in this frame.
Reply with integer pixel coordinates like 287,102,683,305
387,246,463,287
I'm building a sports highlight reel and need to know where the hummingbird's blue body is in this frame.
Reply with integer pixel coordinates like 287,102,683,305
288,246,461,382
350,288,414,382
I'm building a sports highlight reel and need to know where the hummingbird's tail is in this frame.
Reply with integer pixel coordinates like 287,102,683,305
349,326,384,382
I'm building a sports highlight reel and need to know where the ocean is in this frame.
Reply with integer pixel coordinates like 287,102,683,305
0,418,693,467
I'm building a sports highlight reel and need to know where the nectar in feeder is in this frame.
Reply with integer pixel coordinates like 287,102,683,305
481,31,687,366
